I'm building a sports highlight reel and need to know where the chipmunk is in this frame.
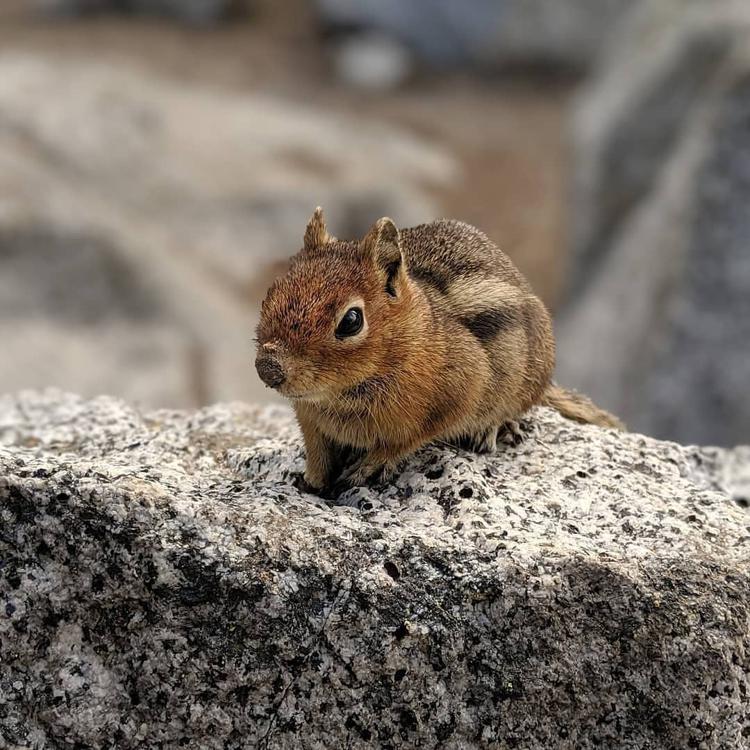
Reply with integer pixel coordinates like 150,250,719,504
255,208,623,494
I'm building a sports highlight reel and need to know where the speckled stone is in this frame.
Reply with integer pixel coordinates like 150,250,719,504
1,390,748,749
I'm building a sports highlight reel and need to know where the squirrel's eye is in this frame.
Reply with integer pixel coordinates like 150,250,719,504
335,307,364,339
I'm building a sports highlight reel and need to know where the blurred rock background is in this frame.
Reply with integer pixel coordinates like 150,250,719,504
0,0,747,446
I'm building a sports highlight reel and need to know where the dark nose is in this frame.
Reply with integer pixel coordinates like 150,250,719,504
255,354,286,389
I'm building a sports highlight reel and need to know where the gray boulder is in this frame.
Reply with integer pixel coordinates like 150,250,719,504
557,1,750,446
0,54,452,409
1,390,749,748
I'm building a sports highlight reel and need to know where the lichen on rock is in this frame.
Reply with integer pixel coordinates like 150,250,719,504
1,390,748,748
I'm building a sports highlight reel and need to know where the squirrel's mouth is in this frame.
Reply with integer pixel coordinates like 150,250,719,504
283,390,325,403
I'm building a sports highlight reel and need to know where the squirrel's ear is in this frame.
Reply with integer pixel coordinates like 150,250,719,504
303,207,332,250
361,217,406,298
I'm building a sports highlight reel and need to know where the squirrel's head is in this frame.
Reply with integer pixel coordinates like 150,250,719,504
255,207,412,402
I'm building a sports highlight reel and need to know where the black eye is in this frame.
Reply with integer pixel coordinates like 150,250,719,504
335,307,364,339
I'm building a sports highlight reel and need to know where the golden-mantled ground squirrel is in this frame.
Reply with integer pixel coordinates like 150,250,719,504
255,208,622,494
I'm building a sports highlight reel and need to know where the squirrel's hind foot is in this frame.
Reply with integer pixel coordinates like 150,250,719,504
469,426,499,454
498,419,531,447
454,420,530,454
446,426,498,454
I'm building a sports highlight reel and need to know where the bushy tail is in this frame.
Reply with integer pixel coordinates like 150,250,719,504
541,383,624,430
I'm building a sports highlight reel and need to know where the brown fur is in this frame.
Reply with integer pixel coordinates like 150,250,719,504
255,209,622,492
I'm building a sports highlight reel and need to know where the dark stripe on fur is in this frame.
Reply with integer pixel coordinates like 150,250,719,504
460,307,519,342
409,266,451,293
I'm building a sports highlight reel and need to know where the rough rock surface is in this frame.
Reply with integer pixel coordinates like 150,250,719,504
0,54,451,408
1,390,749,749
558,0,750,446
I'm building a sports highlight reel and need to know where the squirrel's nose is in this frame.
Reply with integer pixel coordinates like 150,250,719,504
255,354,286,389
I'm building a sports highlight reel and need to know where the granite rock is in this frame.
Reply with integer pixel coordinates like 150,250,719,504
1,390,749,748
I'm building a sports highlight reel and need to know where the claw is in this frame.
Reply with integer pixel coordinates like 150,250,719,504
331,455,399,496
293,472,323,495
498,419,529,447
337,455,368,484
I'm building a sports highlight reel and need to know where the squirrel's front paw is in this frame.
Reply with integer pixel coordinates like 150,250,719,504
293,471,325,496
333,456,398,494
337,457,378,489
